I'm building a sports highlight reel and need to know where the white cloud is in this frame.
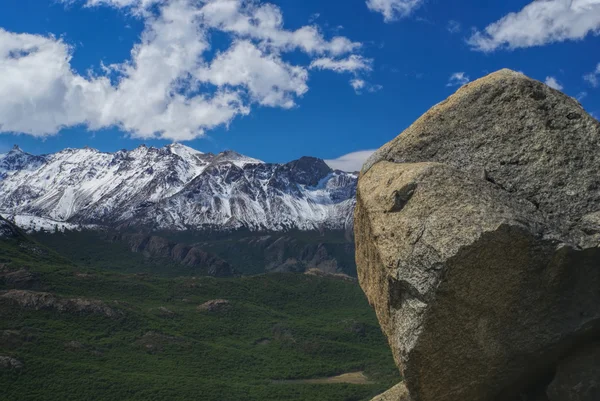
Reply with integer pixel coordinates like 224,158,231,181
198,0,360,55
447,72,470,87
348,79,382,94
325,150,376,172
350,79,366,91
447,20,461,34
310,55,373,73
366,0,425,22
310,55,378,93
196,40,308,109
82,0,161,10
544,76,563,90
576,91,588,101
584,63,600,87
468,0,600,52
0,28,115,136
0,0,368,141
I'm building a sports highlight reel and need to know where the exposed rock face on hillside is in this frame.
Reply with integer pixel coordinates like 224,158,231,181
114,230,356,276
112,230,356,276
355,69,600,401
197,299,231,313
119,233,237,277
0,290,118,318
0,356,23,370
0,216,21,238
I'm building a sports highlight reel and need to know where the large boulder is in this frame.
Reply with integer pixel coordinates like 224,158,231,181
547,342,600,401
371,383,412,401
355,69,600,401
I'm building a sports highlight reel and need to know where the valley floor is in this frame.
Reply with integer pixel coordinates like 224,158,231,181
0,229,398,401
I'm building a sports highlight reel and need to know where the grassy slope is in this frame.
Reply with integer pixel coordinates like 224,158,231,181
0,233,399,401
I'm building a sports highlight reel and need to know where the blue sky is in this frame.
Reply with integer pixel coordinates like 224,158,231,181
0,0,599,170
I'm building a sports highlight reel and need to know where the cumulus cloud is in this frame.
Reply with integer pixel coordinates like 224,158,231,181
0,0,368,141
447,72,470,87
0,28,114,136
366,0,425,22
325,150,376,172
196,40,308,109
545,76,563,90
468,0,600,52
198,0,360,55
584,63,600,87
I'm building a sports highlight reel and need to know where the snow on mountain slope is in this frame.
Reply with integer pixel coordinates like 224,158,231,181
0,145,210,222
0,146,46,178
0,145,356,232
1,214,97,233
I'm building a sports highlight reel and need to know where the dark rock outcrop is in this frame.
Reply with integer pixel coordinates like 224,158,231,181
0,290,118,318
355,70,600,401
0,356,23,370
547,342,600,401
0,215,23,239
0,268,39,289
120,230,356,276
121,233,236,277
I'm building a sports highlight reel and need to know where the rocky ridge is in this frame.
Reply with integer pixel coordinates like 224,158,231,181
355,69,600,401
0,144,357,232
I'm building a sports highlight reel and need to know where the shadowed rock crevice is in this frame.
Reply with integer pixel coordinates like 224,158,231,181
389,183,417,213
355,69,600,401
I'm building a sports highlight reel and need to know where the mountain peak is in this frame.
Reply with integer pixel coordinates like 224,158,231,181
212,150,264,167
284,156,332,187
9,145,23,153
166,143,204,158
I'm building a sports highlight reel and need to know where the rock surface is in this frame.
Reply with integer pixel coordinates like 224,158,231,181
0,290,118,318
355,70,600,401
0,356,23,370
121,233,237,277
0,215,22,239
197,299,231,312
118,231,356,276
371,383,411,401
363,69,600,245
547,342,600,401
0,268,39,289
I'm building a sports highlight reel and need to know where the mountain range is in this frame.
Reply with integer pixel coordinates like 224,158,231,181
0,144,357,233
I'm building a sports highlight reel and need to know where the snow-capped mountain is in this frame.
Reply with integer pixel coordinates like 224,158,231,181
0,144,357,232
0,145,46,178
